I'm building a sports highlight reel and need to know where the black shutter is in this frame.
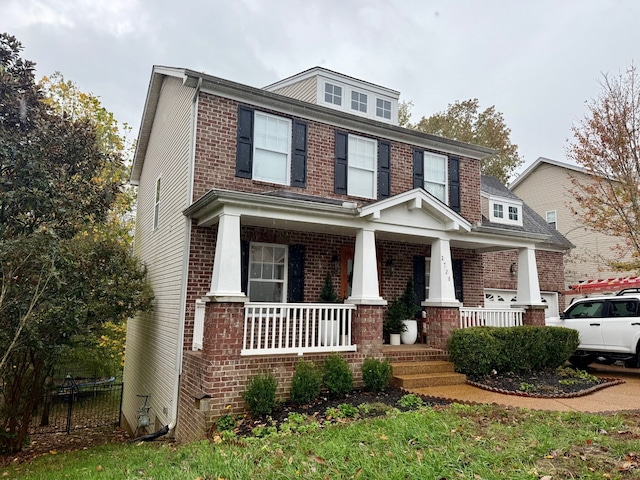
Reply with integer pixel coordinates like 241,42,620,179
412,148,424,189
413,255,426,302
241,240,250,295
453,259,463,302
291,120,308,188
236,106,254,179
378,141,391,199
288,244,305,302
449,157,461,213
334,131,348,195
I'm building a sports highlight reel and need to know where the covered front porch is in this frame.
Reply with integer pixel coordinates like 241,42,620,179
184,188,546,356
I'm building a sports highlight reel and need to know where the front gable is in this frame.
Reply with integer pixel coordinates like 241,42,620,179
360,188,471,233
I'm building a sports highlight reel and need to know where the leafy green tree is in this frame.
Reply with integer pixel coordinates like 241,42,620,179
0,33,152,453
409,99,523,184
567,64,640,271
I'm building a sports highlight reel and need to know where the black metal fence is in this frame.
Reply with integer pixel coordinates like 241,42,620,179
30,376,123,434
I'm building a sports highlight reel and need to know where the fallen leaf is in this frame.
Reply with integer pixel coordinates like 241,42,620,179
379,435,388,441
310,455,326,465
540,476,552,480
354,468,363,477
95,465,102,472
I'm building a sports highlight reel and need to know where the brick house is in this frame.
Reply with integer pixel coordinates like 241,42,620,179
122,66,570,441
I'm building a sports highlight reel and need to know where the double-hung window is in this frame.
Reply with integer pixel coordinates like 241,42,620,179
424,152,448,203
348,135,377,199
253,112,291,185
248,243,287,302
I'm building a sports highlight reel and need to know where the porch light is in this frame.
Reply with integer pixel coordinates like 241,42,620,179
510,262,517,276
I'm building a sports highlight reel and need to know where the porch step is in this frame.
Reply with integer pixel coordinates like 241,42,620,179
391,361,466,389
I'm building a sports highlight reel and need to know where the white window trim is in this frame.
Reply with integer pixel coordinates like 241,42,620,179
252,111,291,186
153,176,161,230
488,196,523,226
248,242,288,303
423,151,448,204
347,134,378,199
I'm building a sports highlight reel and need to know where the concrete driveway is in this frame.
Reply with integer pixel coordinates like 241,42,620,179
412,364,640,412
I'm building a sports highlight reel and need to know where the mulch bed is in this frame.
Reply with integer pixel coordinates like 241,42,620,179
467,370,625,398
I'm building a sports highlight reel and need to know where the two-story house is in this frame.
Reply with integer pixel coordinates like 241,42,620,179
123,66,569,442
510,157,636,296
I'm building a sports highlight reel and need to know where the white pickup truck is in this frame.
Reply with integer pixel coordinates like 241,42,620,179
546,290,640,368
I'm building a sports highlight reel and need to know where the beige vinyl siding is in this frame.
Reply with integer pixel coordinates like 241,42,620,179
268,76,317,103
512,163,634,286
122,76,193,433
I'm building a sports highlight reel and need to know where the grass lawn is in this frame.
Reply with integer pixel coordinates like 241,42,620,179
3,403,640,479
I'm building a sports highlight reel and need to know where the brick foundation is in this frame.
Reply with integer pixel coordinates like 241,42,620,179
176,301,387,442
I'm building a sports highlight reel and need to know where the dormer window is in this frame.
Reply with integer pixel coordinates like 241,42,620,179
489,196,523,226
376,98,391,120
324,83,342,106
351,91,367,113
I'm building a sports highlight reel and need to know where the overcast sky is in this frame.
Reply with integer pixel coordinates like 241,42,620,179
3,0,638,179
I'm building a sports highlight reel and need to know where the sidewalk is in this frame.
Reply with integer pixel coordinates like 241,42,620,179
411,364,640,413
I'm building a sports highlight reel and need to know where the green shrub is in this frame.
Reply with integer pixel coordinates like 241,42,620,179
397,393,425,409
243,373,278,416
290,359,322,405
214,414,237,432
361,357,392,392
448,326,580,376
323,353,353,397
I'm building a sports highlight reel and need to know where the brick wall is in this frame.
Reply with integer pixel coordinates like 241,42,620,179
192,93,482,226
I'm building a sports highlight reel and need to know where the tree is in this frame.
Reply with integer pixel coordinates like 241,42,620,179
567,64,640,271
0,33,153,453
410,99,523,184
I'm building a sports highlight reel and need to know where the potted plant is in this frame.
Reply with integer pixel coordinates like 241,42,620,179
384,297,408,346
399,278,421,344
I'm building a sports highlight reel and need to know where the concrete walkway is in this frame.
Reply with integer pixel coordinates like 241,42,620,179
411,364,640,413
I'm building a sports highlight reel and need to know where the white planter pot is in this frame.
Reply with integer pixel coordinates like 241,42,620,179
389,333,401,346
401,319,418,345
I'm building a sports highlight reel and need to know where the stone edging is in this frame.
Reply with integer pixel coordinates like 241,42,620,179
465,377,625,398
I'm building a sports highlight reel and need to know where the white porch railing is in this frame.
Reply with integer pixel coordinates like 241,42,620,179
460,307,525,328
242,303,357,356
192,299,206,350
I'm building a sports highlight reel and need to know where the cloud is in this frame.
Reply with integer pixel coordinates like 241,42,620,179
5,0,149,37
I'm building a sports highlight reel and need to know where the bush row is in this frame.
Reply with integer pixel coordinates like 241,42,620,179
448,326,580,376
243,354,392,416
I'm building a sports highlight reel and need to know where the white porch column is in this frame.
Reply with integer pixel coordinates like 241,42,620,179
514,247,545,307
424,238,459,307
347,228,386,305
206,213,246,301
